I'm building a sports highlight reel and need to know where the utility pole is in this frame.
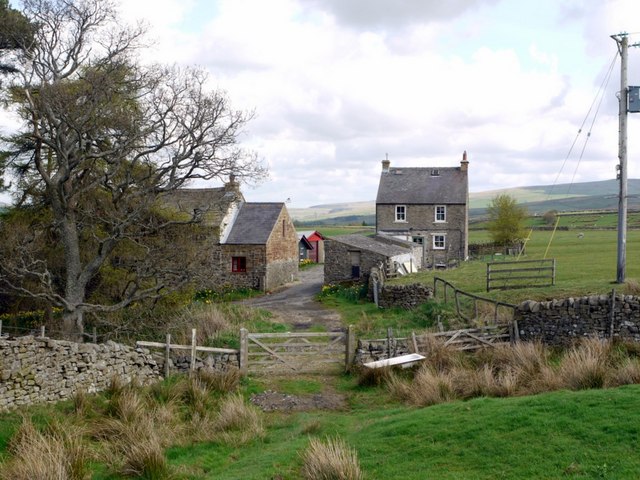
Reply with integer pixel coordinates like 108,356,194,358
612,33,629,284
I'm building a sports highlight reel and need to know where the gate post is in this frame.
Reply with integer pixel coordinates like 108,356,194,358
345,325,356,372
240,328,249,375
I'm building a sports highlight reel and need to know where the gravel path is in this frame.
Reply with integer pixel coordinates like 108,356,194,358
240,264,343,331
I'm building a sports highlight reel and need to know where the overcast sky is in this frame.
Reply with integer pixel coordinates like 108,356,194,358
4,0,640,208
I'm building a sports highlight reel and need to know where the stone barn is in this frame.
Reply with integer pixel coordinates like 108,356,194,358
163,179,298,292
324,234,422,284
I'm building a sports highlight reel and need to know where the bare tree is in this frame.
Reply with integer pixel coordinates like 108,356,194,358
0,0,266,339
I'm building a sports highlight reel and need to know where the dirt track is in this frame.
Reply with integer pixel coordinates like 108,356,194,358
240,265,343,331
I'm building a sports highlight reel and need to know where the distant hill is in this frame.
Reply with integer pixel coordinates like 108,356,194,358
291,179,640,225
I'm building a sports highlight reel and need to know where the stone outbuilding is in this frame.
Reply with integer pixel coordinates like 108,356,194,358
163,179,298,291
324,234,422,284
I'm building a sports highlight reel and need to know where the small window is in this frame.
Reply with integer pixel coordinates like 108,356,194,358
232,256,247,272
430,169,440,176
412,236,424,245
395,205,406,222
433,235,445,250
435,205,446,222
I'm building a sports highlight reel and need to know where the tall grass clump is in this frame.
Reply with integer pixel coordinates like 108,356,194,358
388,364,455,406
215,393,265,446
196,367,241,393
1,418,90,480
300,436,363,480
558,338,611,390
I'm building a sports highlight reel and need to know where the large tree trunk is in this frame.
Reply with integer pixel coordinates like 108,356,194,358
62,308,84,342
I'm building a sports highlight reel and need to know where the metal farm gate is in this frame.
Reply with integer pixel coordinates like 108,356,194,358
239,328,355,374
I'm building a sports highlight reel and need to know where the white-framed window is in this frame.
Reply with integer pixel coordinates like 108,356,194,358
435,205,446,222
433,234,446,250
395,205,406,222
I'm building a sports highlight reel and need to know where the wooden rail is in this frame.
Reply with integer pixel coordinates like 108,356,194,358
433,277,516,324
487,259,555,291
239,328,355,374
136,329,239,377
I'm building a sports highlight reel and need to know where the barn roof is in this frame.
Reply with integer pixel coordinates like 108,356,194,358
160,187,244,227
225,203,285,244
329,234,414,257
376,167,467,205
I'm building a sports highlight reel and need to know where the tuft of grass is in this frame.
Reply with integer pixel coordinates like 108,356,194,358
388,365,455,406
196,368,241,394
558,338,610,390
1,418,90,480
214,393,265,446
356,365,393,387
300,436,363,480
624,278,640,295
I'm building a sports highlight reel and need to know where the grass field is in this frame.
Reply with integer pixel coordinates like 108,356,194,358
389,228,640,305
3,373,640,479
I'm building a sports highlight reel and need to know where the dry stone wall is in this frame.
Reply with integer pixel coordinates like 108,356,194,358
515,293,640,346
0,336,161,410
376,283,433,309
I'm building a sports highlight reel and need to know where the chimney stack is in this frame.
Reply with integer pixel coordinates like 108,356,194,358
382,153,390,173
224,173,240,193
460,150,469,172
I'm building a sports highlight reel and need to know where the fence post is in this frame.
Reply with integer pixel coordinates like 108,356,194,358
165,333,171,378
190,328,197,375
609,289,616,339
552,258,556,286
444,281,448,303
92,327,97,344
411,331,419,353
239,328,248,375
40,325,45,338
486,263,491,292
386,327,393,358
345,325,356,372
454,290,461,319
0,320,2,337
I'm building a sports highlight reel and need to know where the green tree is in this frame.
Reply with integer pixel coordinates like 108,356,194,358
0,0,266,339
487,194,528,245
542,209,558,226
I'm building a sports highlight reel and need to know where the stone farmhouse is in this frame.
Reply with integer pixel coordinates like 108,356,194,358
376,152,469,268
163,177,298,291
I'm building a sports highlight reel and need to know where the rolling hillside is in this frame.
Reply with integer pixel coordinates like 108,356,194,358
291,179,640,225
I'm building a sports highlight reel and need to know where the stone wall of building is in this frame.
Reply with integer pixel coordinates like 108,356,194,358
0,336,161,410
324,239,388,284
265,207,299,290
377,203,467,264
217,244,267,290
515,293,640,346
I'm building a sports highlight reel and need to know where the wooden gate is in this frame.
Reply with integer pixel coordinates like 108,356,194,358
239,328,355,374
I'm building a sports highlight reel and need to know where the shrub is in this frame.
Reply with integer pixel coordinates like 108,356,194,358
300,436,363,480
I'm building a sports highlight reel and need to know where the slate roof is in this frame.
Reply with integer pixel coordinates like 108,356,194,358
376,167,468,205
330,234,414,257
160,187,244,227
225,203,285,245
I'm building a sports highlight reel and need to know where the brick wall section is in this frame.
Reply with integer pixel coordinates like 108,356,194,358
265,207,299,290
0,337,161,410
377,203,467,264
515,294,640,346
